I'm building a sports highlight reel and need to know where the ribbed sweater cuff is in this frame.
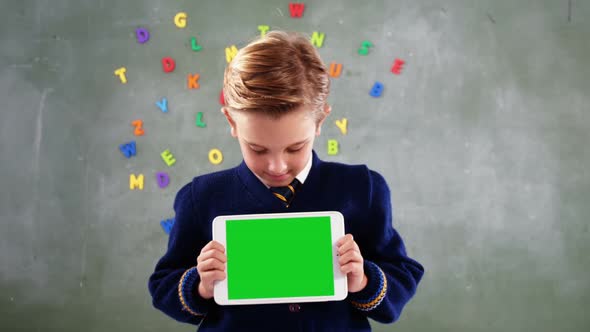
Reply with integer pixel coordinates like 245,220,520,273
177,267,207,317
348,260,388,311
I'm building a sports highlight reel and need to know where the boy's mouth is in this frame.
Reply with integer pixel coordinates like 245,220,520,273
265,172,290,183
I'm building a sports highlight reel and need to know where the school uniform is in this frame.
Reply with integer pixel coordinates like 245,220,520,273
148,150,424,331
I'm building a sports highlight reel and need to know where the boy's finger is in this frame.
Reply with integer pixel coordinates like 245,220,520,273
336,234,354,246
338,251,354,265
200,241,226,254
200,270,227,283
203,240,225,252
340,262,357,274
337,238,359,256
197,257,226,273
197,249,227,264
340,263,351,274
340,262,363,274
338,251,361,266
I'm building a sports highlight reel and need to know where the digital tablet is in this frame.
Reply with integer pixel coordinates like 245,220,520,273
212,211,347,305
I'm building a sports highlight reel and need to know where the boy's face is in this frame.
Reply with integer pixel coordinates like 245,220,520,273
223,106,329,187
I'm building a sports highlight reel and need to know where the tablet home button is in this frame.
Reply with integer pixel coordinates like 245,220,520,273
288,304,301,312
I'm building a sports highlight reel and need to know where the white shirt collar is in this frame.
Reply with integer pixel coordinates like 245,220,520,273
295,152,313,184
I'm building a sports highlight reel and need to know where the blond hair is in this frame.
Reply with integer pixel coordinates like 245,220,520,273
223,31,330,120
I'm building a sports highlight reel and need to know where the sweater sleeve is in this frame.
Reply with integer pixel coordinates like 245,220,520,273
148,182,213,324
347,169,424,324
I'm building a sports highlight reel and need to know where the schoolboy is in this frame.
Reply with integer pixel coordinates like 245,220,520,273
149,31,424,331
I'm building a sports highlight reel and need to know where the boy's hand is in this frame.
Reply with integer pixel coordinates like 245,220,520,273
196,240,227,299
337,234,368,293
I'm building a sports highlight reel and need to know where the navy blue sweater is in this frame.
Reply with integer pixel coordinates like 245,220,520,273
148,151,424,331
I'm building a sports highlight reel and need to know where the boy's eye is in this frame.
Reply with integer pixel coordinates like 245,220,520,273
251,148,266,154
249,143,305,154
287,146,304,153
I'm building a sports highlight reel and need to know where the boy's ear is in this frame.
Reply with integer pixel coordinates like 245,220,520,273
221,107,238,137
315,104,332,136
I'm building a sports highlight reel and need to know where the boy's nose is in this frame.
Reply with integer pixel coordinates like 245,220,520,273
267,157,287,174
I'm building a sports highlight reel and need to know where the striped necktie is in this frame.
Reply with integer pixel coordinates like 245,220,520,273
270,178,302,207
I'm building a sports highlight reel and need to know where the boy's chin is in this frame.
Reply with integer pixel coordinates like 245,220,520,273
261,174,292,187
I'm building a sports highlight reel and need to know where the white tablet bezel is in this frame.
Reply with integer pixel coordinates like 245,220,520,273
212,211,347,305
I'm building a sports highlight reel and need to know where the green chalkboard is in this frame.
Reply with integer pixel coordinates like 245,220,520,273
1,0,589,331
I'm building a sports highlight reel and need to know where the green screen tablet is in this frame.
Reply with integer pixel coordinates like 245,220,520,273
212,211,347,305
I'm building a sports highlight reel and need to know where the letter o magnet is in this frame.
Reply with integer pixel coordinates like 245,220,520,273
208,149,223,165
